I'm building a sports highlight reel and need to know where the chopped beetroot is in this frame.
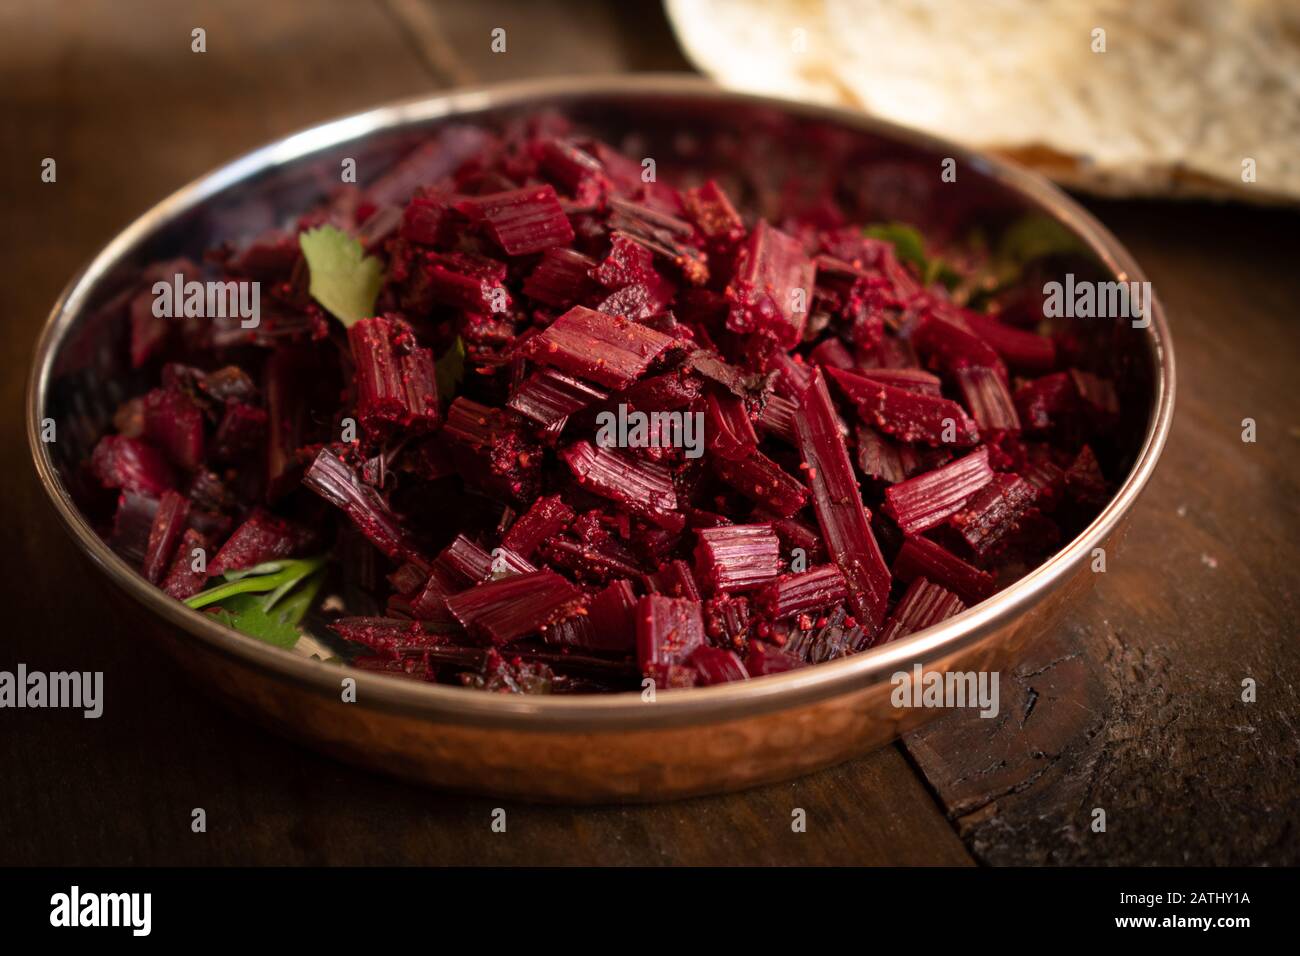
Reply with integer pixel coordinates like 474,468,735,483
756,393,797,444
422,252,510,314
911,309,1006,378
793,370,891,632
302,450,426,566
91,435,175,497
348,316,440,435
756,564,848,618
561,440,683,531
649,558,702,599
455,184,574,256
523,247,598,307
161,528,209,600
883,446,993,534
710,450,808,517
956,366,1021,433
965,313,1056,372
84,119,1120,695
704,389,759,461
522,305,675,390
690,645,750,684
501,494,575,558
850,367,943,396
1015,371,1079,433
508,367,609,427
143,388,206,471
445,570,586,644
878,577,966,643
109,491,160,565
703,594,750,648
828,367,980,447
809,337,856,371
636,595,705,685
855,425,908,485
585,579,639,652
694,524,782,594
948,472,1036,557
783,605,870,662
682,179,745,243
745,641,805,676
442,398,542,504
892,535,995,606
727,222,816,352
330,616,448,659
211,402,268,463
142,489,191,583
1064,445,1110,508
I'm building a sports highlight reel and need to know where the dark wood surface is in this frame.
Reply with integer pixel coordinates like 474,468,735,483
1,0,1295,866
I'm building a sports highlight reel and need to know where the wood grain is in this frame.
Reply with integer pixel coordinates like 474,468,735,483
903,200,1300,865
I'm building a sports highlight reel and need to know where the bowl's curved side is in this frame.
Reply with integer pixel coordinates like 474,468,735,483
26,76,1174,789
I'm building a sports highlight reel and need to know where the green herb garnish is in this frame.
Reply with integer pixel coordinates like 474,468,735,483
185,556,327,648
298,225,384,327
864,222,959,289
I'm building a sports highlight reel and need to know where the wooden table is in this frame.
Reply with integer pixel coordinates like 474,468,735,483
2,0,1296,866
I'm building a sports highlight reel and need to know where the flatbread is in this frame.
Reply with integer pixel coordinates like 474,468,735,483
666,0,1299,203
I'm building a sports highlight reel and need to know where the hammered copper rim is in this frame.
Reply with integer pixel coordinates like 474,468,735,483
26,74,1175,731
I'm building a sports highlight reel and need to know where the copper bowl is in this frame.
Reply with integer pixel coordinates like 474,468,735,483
26,76,1174,802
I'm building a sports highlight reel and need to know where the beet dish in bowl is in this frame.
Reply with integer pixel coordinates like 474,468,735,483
27,76,1173,801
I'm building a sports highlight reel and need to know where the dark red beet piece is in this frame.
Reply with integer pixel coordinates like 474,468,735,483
636,595,705,686
523,305,675,390
143,388,206,471
883,446,994,535
727,222,816,350
91,435,175,497
690,645,750,685
892,535,995,606
302,450,426,566
948,472,1036,557
507,367,608,427
445,570,587,645
585,579,639,652
523,247,599,307
965,313,1056,372
756,564,848,618
710,450,808,517
455,184,575,255
704,389,759,461
501,494,576,558
161,528,209,600
878,577,966,643
828,366,980,447
694,524,782,594
956,366,1021,433
142,489,191,583
348,316,441,435
745,641,805,676
208,508,309,577
792,369,891,633
561,440,683,532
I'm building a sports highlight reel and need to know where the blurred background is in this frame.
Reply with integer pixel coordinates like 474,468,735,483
1,1,1295,866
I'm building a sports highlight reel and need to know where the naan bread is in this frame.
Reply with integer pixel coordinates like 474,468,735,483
666,0,1299,202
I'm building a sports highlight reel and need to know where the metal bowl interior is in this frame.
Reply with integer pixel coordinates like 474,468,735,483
26,76,1173,753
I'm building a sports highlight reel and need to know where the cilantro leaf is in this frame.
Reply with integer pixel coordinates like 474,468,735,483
864,222,959,288
185,556,327,648
864,222,929,274
298,225,384,327
435,336,466,402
